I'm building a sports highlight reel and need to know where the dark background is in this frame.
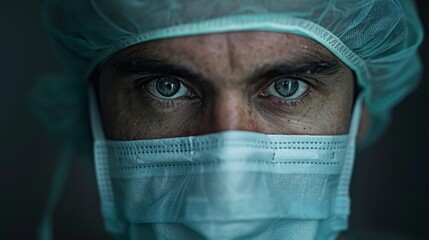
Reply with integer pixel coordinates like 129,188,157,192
1,1,428,239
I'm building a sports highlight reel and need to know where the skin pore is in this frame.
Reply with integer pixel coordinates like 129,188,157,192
96,32,369,239
97,31,368,141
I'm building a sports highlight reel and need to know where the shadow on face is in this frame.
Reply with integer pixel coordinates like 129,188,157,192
97,31,355,140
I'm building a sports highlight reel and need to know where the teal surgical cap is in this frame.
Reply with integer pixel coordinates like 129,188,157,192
34,2,424,239
34,0,424,152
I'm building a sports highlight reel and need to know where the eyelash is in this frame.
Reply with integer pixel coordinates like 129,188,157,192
259,75,316,107
134,75,197,108
134,74,317,108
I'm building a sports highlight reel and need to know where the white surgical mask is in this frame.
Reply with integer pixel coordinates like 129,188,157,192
90,88,362,240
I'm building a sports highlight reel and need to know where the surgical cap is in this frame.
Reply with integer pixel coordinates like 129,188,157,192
35,0,424,150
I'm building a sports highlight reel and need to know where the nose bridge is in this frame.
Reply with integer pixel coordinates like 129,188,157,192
208,90,257,132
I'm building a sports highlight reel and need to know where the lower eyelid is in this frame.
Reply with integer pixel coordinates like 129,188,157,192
266,87,313,106
144,97,188,111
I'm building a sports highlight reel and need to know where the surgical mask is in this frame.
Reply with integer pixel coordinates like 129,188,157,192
89,88,363,240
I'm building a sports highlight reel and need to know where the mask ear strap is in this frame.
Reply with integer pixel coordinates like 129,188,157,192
348,93,364,140
328,93,365,234
89,86,105,141
88,85,126,233
37,83,93,240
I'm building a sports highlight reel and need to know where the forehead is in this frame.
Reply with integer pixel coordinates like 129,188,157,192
111,31,340,75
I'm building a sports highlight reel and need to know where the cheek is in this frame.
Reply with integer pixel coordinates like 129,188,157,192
107,97,203,140
135,103,203,139
253,84,354,135
100,89,353,140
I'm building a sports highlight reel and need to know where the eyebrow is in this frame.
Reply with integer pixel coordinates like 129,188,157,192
113,50,342,85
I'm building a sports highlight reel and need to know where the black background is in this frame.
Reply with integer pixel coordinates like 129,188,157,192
1,1,428,239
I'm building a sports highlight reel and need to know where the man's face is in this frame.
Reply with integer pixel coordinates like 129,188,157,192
97,31,355,140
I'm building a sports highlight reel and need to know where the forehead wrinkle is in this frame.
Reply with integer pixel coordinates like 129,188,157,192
221,31,342,82
111,44,225,93
251,48,340,73
111,32,342,88
116,35,244,87
224,33,245,76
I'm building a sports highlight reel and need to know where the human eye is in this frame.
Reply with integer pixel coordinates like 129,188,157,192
265,76,309,100
144,76,191,99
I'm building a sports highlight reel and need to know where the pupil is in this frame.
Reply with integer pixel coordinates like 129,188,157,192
274,78,298,97
156,78,180,97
